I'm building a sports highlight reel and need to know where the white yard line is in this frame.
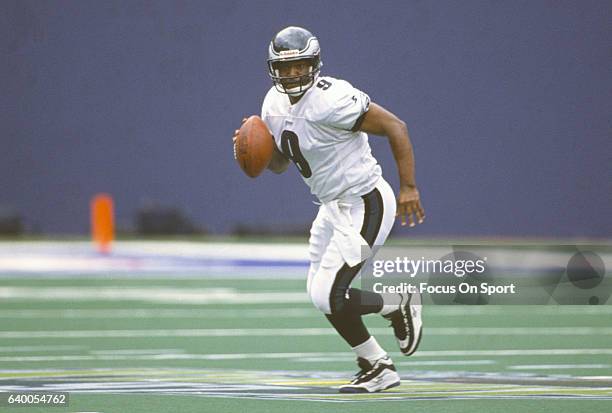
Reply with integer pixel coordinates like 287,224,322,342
1,327,611,339
1,349,612,363
89,349,183,355
415,348,612,357
0,345,85,353
2,306,611,319
0,287,308,304
421,306,612,316
508,364,611,370
397,360,496,366
0,308,315,319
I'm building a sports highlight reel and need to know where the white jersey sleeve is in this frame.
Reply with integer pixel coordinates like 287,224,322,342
317,78,371,132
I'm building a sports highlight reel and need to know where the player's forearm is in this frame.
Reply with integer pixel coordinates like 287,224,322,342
387,121,417,188
267,148,290,174
358,103,417,188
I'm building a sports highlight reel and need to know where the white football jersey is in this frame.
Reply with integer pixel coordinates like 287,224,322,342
261,76,382,202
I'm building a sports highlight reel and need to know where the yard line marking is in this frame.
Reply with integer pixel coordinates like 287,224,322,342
0,345,84,353
1,349,612,362
89,349,184,355
424,327,612,335
509,364,611,370
0,287,308,304
422,306,612,316
1,306,611,319
397,360,496,366
416,348,612,357
0,307,417,319
296,357,497,366
0,308,316,319
1,327,611,339
0,355,97,361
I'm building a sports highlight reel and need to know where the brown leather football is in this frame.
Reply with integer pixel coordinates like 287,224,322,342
236,115,274,178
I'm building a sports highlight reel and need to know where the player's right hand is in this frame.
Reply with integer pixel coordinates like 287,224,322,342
397,185,426,227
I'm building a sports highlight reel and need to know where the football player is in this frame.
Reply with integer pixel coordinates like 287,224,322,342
233,26,425,393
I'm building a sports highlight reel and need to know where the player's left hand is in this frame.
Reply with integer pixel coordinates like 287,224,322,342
396,185,425,227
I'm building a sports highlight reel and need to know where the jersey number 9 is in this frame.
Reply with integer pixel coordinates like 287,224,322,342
280,130,312,178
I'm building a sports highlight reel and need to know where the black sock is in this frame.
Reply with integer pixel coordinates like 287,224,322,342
325,311,370,347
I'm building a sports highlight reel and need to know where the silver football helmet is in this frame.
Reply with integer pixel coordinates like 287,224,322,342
267,26,322,96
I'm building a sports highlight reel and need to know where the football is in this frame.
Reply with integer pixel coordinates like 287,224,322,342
235,115,274,178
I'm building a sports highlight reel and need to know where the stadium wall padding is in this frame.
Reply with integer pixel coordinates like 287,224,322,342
2,0,611,237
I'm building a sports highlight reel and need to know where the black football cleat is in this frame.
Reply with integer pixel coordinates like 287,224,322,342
384,292,423,356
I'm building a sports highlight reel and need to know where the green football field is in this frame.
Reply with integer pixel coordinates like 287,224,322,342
0,242,611,412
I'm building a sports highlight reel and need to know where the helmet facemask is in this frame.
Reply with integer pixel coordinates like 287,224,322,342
268,57,321,96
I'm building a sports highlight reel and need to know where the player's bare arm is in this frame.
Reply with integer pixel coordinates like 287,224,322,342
267,145,290,173
359,103,426,227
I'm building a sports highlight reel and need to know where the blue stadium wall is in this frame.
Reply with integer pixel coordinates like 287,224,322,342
2,0,611,237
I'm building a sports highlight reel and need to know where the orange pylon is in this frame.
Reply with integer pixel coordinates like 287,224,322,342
91,193,114,254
